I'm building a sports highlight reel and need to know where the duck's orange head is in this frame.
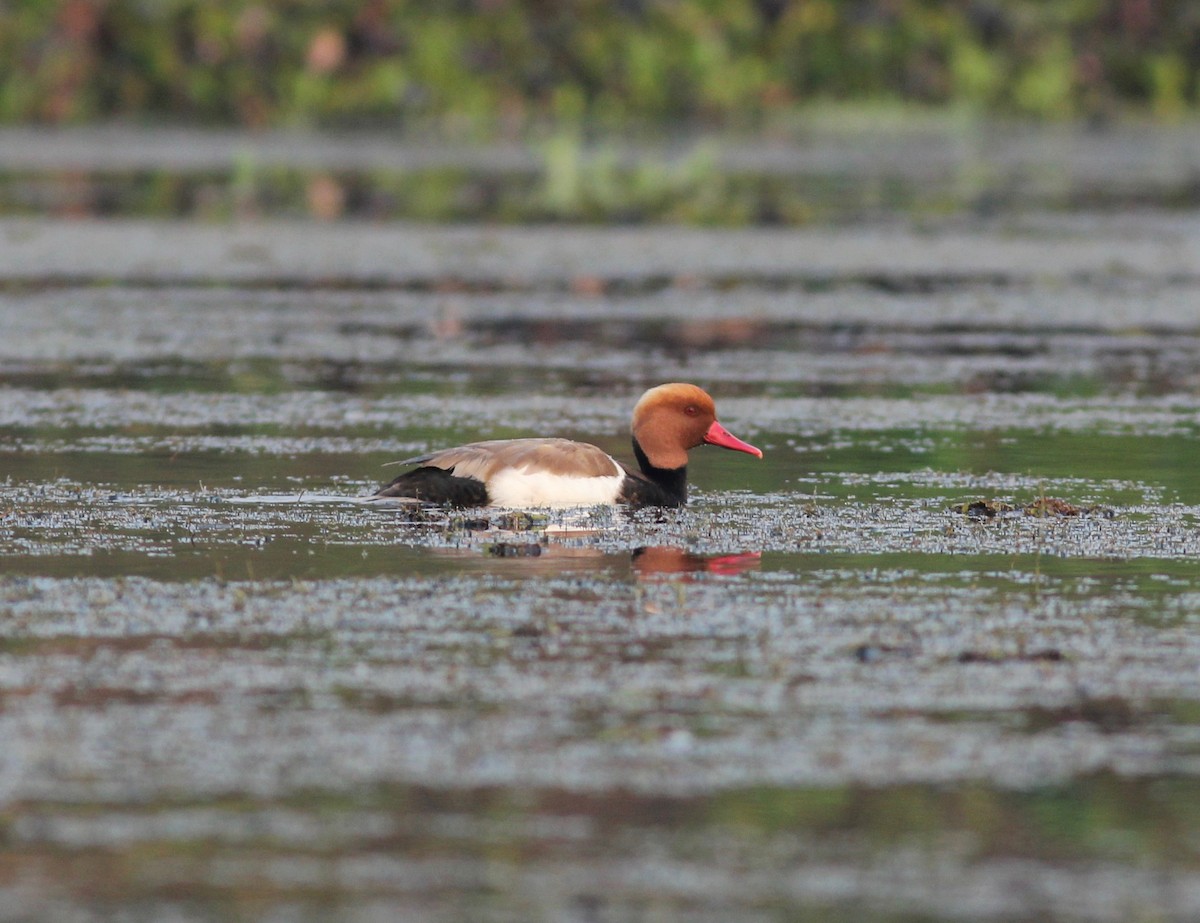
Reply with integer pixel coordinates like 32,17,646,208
630,383,762,470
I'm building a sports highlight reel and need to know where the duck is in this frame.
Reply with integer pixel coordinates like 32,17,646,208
371,382,761,508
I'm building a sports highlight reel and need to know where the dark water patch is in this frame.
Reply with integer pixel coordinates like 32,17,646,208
5,777,1200,921
5,298,1200,400
6,218,1200,292
0,266,1102,295
0,568,1197,800
0,166,541,224
355,314,1200,358
8,132,1200,227
6,281,1200,341
0,166,1013,225
7,773,1199,860
4,353,1175,401
5,394,1200,459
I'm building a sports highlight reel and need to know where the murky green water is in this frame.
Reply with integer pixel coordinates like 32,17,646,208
2,129,1200,922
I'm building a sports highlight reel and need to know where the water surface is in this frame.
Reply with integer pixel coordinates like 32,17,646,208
1,129,1200,922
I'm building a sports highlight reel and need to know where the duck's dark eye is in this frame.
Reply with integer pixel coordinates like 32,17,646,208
684,405,699,416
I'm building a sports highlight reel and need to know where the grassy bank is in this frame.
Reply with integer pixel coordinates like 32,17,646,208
4,1,1198,130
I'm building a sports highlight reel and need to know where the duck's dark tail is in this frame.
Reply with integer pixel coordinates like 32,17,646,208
371,467,490,508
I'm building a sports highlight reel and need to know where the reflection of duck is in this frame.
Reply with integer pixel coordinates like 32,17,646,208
372,383,761,508
422,540,761,580
632,545,762,579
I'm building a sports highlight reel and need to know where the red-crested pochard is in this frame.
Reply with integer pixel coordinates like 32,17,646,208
372,382,761,508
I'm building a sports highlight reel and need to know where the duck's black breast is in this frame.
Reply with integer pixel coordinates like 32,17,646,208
617,472,685,508
618,444,688,508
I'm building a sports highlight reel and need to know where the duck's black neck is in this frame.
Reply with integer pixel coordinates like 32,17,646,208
631,437,687,507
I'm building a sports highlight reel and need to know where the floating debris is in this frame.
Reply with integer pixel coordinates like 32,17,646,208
951,499,1018,519
1024,497,1115,518
950,497,1115,519
957,648,1066,664
485,541,543,558
854,643,917,663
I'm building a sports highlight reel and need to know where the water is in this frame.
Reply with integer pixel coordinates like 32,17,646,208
1,127,1200,922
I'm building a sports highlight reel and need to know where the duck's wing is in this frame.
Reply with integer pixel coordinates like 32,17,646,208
393,438,623,481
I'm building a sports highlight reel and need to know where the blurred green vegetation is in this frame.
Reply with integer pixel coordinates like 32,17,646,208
5,0,1200,130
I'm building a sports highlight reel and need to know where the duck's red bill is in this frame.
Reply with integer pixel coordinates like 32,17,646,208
704,421,763,458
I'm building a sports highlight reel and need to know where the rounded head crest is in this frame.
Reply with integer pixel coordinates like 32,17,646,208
631,383,760,469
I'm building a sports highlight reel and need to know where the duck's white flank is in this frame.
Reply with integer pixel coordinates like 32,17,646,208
486,463,625,508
